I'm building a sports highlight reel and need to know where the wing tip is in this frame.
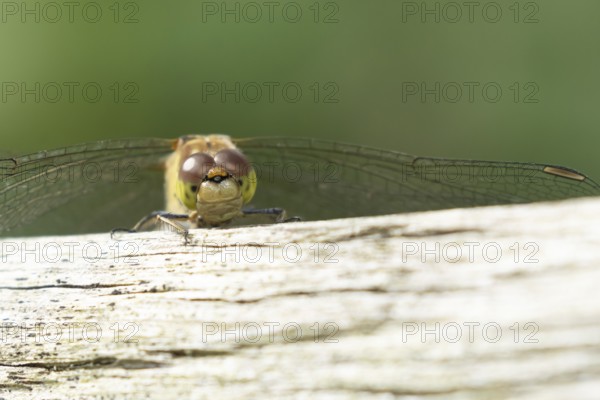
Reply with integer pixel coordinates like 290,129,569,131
543,166,586,182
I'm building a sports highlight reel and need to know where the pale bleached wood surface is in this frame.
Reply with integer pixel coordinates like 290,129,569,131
1,198,600,399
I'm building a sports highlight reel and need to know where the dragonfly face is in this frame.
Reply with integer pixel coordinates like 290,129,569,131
166,135,257,227
1,135,599,236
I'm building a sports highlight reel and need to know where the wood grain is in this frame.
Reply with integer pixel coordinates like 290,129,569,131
1,198,599,399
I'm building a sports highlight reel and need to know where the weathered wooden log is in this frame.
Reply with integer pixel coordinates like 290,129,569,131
1,197,599,399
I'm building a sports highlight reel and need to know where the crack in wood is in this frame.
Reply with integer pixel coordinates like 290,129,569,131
184,287,391,303
0,283,137,291
399,227,484,238
0,357,164,371
146,349,232,358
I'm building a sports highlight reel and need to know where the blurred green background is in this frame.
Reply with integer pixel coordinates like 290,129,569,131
1,0,599,178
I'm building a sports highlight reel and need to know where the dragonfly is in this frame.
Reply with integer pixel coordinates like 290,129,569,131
1,134,599,237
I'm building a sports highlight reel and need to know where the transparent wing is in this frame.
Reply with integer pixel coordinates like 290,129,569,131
234,137,600,221
3,136,599,236
0,138,174,236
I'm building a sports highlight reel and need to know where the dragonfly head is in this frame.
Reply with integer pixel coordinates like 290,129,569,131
176,149,257,222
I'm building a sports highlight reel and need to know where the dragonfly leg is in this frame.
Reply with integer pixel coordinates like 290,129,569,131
154,214,192,245
242,208,302,223
111,211,191,244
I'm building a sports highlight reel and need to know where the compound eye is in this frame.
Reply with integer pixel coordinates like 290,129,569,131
214,149,251,178
179,153,216,185
176,153,216,209
214,149,257,204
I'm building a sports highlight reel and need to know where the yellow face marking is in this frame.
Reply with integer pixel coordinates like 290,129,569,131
175,179,198,210
240,169,257,204
206,166,229,179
